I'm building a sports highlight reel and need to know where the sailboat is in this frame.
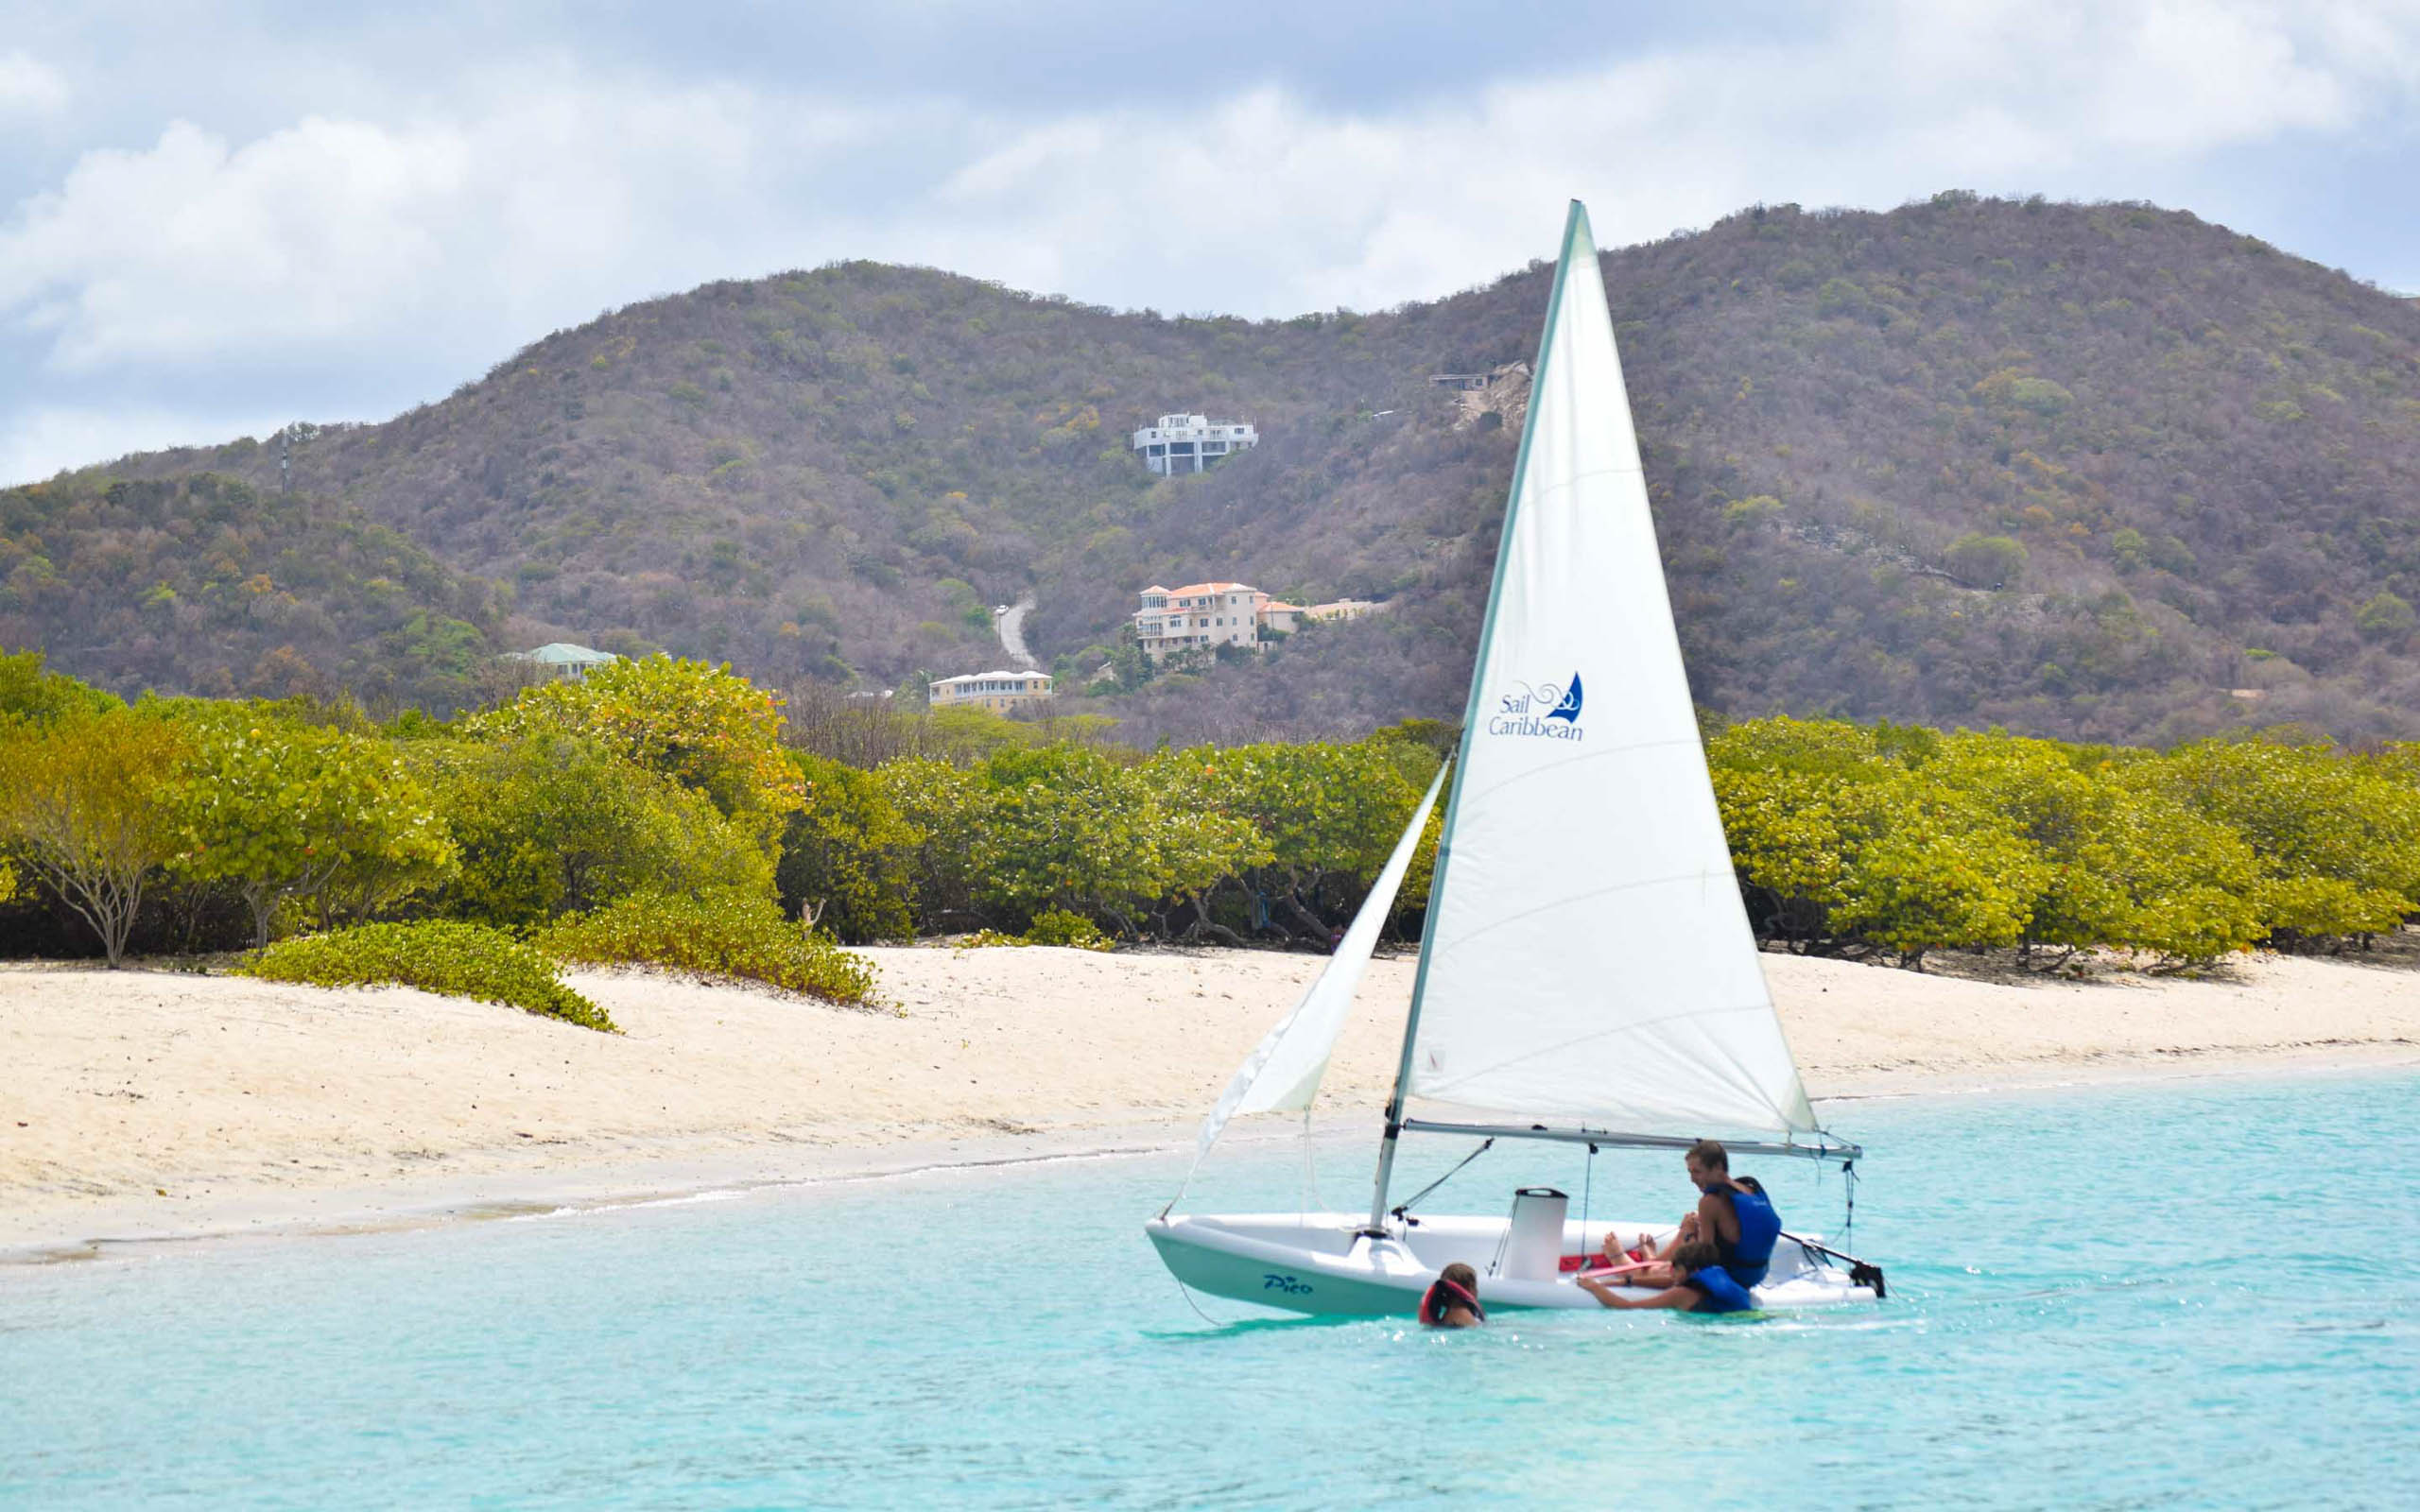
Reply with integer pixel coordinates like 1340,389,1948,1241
1146,201,1880,1315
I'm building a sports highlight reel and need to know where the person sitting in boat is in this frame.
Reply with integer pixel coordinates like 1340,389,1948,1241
1599,1139,1781,1289
1420,1263,1486,1329
1578,1239,1754,1314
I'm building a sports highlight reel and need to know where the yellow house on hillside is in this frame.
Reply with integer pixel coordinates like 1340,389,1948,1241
932,669,1053,713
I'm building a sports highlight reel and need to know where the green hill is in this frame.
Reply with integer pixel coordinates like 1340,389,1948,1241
0,472,504,708
9,191,2420,743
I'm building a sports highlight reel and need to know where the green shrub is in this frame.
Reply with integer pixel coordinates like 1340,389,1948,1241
2252,876,2410,945
173,715,456,946
1944,532,2029,588
432,735,773,927
536,889,875,1006
776,751,920,943
954,911,1116,952
236,921,614,1031
2355,591,2416,644
1023,908,1115,951
466,654,805,850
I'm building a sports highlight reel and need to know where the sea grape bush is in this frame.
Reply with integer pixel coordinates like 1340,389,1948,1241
959,910,1117,952
534,889,875,1006
1706,716,2411,968
428,733,774,927
173,714,458,945
1021,908,1115,951
237,920,614,1031
774,750,921,943
467,654,807,853
1,650,2415,973
0,706,189,966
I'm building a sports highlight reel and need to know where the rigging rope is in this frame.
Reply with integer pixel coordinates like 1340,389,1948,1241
1297,1108,1318,1219
1389,1138,1495,1222
1580,1142,1599,1252
1168,1271,1229,1329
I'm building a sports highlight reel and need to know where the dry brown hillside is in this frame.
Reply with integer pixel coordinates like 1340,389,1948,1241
7,191,2419,744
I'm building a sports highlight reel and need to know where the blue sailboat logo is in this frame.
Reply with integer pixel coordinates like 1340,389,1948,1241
1547,672,1584,723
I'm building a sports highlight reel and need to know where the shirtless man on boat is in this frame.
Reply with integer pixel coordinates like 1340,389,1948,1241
1599,1139,1781,1290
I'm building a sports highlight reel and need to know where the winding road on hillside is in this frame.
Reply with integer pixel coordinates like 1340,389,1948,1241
994,594,1038,670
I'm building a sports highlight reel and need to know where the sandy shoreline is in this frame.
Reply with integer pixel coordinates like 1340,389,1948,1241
4,943,2414,1261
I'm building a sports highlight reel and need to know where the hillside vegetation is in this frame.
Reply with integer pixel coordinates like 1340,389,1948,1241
0,473,505,709
8,192,2420,745
4,652,2413,978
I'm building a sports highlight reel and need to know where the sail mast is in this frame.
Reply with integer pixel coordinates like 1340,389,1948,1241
1363,199,1594,1234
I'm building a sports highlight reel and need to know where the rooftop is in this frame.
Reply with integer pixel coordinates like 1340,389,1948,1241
934,669,1051,686
504,643,617,665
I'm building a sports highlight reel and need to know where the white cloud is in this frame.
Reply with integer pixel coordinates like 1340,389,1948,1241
0,50,71,116
0,404,286,486
0,85,875,375
2,0,2416,479
916,0,2420,313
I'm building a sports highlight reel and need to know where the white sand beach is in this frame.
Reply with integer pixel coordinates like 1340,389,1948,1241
3,943,2414,1257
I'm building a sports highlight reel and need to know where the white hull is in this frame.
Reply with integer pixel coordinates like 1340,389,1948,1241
1147,1211,1876,1316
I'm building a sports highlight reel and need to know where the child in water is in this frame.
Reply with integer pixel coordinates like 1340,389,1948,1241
1420,1263,1486,1328
1576,1239,1755,1314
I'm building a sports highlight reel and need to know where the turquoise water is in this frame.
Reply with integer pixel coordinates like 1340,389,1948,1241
4,1071,2416,1509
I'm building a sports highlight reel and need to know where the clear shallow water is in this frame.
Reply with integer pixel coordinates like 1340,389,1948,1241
4,1072,2417,1509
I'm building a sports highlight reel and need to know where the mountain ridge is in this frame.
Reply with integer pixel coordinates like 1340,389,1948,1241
7,190,2419,743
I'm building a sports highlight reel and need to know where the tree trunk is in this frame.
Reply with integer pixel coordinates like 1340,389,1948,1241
245,883,274,949
1279,887,1332,945
42,859,144,969
1186,893,1245,947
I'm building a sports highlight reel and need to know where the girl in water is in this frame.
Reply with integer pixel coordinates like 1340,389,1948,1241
1420,1263,1486,1328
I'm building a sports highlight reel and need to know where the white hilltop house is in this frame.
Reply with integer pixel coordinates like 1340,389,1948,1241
1131,414,1258,476
1132,582,1380,662
930,668,1053,713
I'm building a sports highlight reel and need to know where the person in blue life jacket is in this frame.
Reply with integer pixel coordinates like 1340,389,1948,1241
1576,1239,1754,1314
1598,1138,1782,1289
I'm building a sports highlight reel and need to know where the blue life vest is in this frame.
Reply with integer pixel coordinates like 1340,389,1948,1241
1722,1187,1782,1287
1685,1267,1756,1314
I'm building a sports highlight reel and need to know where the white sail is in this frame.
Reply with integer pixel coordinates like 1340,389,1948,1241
1194,765,1448,1157
1400,201,1816,1136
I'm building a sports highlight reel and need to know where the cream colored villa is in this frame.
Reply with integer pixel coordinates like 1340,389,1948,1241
1134,582,1264,661
1132,583,1381,662
931,669,1053,713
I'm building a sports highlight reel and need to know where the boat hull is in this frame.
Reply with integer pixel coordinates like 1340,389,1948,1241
1146,1211,1876,1316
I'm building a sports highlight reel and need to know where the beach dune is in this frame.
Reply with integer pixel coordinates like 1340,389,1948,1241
2,944,2412,1255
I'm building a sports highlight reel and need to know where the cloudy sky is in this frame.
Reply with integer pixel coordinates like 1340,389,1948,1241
4,0,2416,484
